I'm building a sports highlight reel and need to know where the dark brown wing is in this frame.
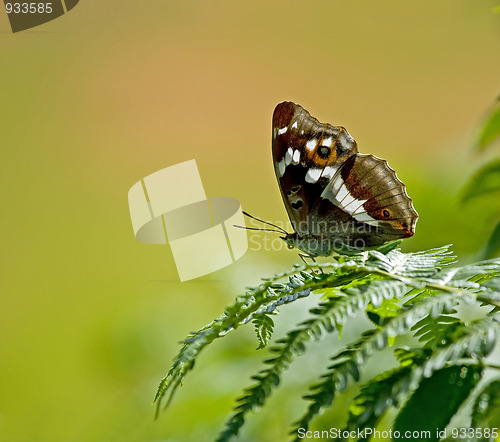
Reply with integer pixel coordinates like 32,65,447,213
272,101,358,235
313,153,418,246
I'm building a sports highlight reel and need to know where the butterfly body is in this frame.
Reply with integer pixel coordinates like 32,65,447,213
272,101,418,256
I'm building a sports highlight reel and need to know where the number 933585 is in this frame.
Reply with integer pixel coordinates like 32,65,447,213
5,3,53,14
451,428,498,439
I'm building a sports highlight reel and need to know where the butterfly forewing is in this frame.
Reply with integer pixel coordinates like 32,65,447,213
272,101,358,235
272,101,418,255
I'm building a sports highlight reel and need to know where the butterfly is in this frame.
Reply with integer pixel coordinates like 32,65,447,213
272,101,418,256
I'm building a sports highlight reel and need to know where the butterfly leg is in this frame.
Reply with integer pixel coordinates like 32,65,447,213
298,253,323,274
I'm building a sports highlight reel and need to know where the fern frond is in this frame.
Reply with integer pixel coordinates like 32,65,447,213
366,296,402,328
410,315,498,381
216,295,344,442
247,273,313,324
401,259,500,307
426,260,500,288
154,244,500,440
345,315,499,435
291,292,472,435
346,364,414,431
253,312,275,349
364,245,456,277
217,279,412,441
154,262,368,414
411,312,461,348
251,273,316,349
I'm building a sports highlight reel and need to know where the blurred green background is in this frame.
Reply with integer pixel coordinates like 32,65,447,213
1,1,499,441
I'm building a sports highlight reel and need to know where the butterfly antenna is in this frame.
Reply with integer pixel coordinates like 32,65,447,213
233,225,285,234
242,211,288,234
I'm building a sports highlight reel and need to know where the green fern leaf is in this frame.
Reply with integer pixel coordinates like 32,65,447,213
154,269,317,414
366,296,402,327
471,379,500,427
153,244,500,441
364,245,456,277
345,317,498,438
154,262,367,415
292,292,477,435
346,364,417,431
394,365,482,437
411,312,461,348
216,279,384,441
253,312,275,349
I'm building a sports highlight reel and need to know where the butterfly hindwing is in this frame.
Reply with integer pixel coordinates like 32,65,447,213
316,153,418,246
272,101,418,255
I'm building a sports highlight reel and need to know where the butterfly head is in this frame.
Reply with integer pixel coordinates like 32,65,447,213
282,232,339,257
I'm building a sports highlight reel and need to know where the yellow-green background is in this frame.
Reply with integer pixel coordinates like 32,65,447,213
1,2,499,441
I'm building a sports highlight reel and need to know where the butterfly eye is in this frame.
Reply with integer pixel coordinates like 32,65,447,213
383,210,390,218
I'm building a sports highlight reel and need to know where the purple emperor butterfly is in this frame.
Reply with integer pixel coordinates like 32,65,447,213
272,101,418,256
